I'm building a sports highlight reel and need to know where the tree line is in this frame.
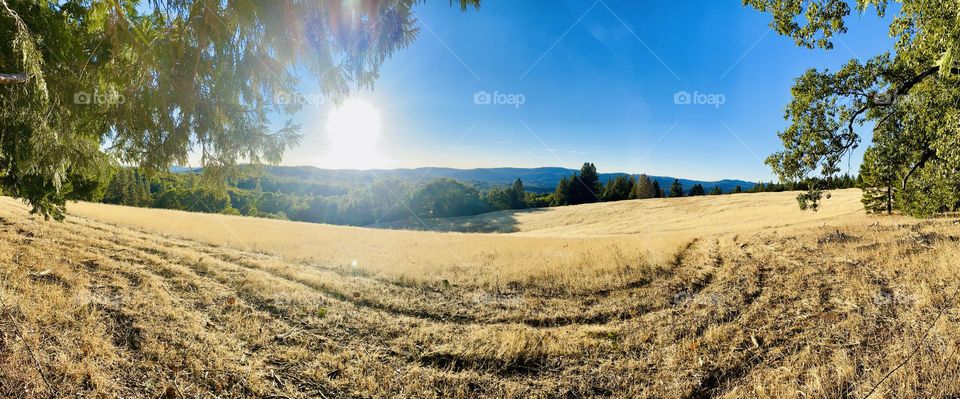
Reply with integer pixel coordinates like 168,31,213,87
534,163,857,207
89,163,859,227
96,168,529,226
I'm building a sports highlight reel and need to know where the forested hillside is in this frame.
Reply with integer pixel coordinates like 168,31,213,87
94,164,858,227
227,165,758,194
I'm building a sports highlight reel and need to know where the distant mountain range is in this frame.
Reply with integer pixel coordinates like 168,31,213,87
174,165,756,194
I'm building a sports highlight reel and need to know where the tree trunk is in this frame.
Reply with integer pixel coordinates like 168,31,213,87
0,72,27,84
886,185,892,215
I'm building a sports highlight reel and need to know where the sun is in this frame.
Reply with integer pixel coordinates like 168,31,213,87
323,99,386,169
327,99,381,149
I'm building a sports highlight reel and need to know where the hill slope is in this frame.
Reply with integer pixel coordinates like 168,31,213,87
2,191,960,398
374,189,867,235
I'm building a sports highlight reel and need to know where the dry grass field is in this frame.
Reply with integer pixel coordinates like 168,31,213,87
2,189,960,398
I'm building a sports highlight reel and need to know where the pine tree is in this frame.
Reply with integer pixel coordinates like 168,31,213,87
103,169,129,205
689,184,706,196
709,186,723,195
509,178,527,209
734,185,743,194
568,163,601,205
552,177,570,206
669,179,684,198
653,180,663,198
602,179,616,201
632,174,657,199
602,175,632,201
859,147,897,214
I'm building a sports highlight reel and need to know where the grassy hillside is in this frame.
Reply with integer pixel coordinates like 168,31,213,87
2,190,960,397
374,189,869,235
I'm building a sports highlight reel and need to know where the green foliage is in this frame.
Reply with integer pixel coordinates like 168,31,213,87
99,163,798,226
485,179,528,210
743,0,881,50
104,169,151,207
688,184,706,196
99,168,514,225
551,177,571,207
526,192,552,208
669,179,684,198
0,0,478,219
566,163,601,205
549,163,604,206
409,178,488,218
631,174,657,200
750,0,960,216
709,186,723,195
601,175,633,202
898,162,960,217
859,146,896,214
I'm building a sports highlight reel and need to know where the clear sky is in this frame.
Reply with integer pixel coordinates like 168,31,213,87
279,0,895,182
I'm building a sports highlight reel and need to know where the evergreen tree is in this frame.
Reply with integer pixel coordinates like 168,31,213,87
734,185,743,194
631,174,657,199
709,186,723,195
552,177,571,206
653,180,663,198
103,169,130,205
669,179,684,198
568,163,601,205
509,178,527,209
602,175,632,201
688,184,706,196
859,146,898,214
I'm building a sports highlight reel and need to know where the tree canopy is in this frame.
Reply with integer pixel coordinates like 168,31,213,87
688,184,706,196
0,0,478,219
631,174,657,199
669,179,684,198
748,0,960,215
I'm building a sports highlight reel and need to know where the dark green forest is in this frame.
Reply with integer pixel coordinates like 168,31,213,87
90,163,858,227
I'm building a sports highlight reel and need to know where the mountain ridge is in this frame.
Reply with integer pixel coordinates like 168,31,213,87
175,165,757,194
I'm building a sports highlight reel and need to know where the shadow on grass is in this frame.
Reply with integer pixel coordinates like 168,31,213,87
368,207,550,233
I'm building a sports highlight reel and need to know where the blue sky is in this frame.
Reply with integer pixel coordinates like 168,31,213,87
280,0,895,182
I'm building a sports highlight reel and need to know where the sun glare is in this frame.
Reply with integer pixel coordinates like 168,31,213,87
322,99,386,169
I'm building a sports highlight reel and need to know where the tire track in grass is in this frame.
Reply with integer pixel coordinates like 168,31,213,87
20,215,357,397
65,214,718,329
